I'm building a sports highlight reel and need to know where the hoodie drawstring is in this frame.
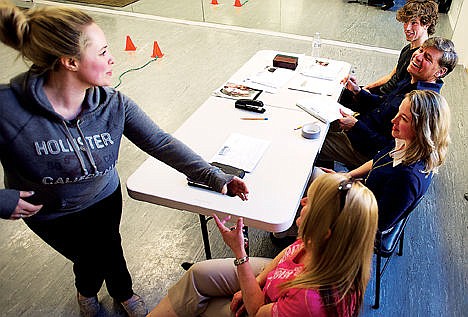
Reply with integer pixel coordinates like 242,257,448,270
61,120,98,175
76,119,98,174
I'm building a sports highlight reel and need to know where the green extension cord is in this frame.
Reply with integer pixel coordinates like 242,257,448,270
114,57,159,89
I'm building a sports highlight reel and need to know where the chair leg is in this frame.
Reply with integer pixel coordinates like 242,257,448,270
397,229,405,256
373,254,382,309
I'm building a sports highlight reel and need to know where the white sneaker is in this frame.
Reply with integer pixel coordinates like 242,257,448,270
77,292,100,317
121,294,148,317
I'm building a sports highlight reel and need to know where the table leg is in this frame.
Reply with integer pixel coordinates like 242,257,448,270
242,226,249,256
198,215,249,260
199,214,212,259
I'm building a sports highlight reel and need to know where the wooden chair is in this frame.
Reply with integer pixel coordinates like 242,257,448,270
372,198,423,309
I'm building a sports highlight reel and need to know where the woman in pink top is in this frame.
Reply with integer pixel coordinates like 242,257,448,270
149,173,378,317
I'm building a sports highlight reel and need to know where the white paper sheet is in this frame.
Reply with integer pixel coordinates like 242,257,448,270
211,133,270,172
243,67,296,93
299,59,346,81
288,75,336,96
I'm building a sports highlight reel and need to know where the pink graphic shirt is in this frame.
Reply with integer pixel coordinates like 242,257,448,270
262,239,355,317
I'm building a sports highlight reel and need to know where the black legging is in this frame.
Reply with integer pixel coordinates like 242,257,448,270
25,185,134,302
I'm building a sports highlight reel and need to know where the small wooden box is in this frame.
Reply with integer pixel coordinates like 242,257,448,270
273,54,298,70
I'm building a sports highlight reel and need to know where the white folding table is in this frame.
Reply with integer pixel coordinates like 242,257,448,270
127,50,350,258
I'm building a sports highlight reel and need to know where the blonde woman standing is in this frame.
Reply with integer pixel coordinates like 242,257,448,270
149,173,378,317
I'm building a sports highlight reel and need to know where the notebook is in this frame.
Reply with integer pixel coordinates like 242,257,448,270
296,96,354,124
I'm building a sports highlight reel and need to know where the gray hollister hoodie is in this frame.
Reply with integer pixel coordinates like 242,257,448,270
0,71,233,221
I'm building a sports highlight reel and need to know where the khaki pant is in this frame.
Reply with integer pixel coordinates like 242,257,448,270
168,258,271,317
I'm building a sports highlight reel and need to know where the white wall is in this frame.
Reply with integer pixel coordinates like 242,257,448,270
450,0,468,69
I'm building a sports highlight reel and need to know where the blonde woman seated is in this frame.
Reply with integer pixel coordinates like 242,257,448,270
148,173,378,317
324,90,450,232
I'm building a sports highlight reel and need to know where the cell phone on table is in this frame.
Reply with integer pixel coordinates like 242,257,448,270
187,179,213,190
187,162,245,193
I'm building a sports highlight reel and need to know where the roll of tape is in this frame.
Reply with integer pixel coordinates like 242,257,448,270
301,122,321,139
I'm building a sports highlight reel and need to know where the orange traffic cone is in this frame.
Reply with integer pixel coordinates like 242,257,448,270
151,41,164,58
233,0,242,7
211,0,218,4
125,35,136,51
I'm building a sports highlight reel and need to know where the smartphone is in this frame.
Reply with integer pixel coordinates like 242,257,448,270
187,162,245,193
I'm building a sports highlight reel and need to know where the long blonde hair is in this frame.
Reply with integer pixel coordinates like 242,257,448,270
0,0,93,73
282,173,378,316
403,90,451,173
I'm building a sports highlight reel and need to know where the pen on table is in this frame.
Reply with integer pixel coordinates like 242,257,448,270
240,117,268,120
294,125,303,130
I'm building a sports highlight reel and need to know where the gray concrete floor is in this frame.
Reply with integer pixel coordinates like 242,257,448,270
1,1,467,316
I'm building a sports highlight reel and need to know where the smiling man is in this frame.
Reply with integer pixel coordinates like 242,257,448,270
317,37,457,169
365,0,439,95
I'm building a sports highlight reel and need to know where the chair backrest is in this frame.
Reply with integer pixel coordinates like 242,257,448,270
375,216,409,257
375,196,424,257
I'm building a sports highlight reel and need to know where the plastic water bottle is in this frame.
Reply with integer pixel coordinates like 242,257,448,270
312,32,321,58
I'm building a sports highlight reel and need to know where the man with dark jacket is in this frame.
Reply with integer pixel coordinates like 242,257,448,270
317,37,457,169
